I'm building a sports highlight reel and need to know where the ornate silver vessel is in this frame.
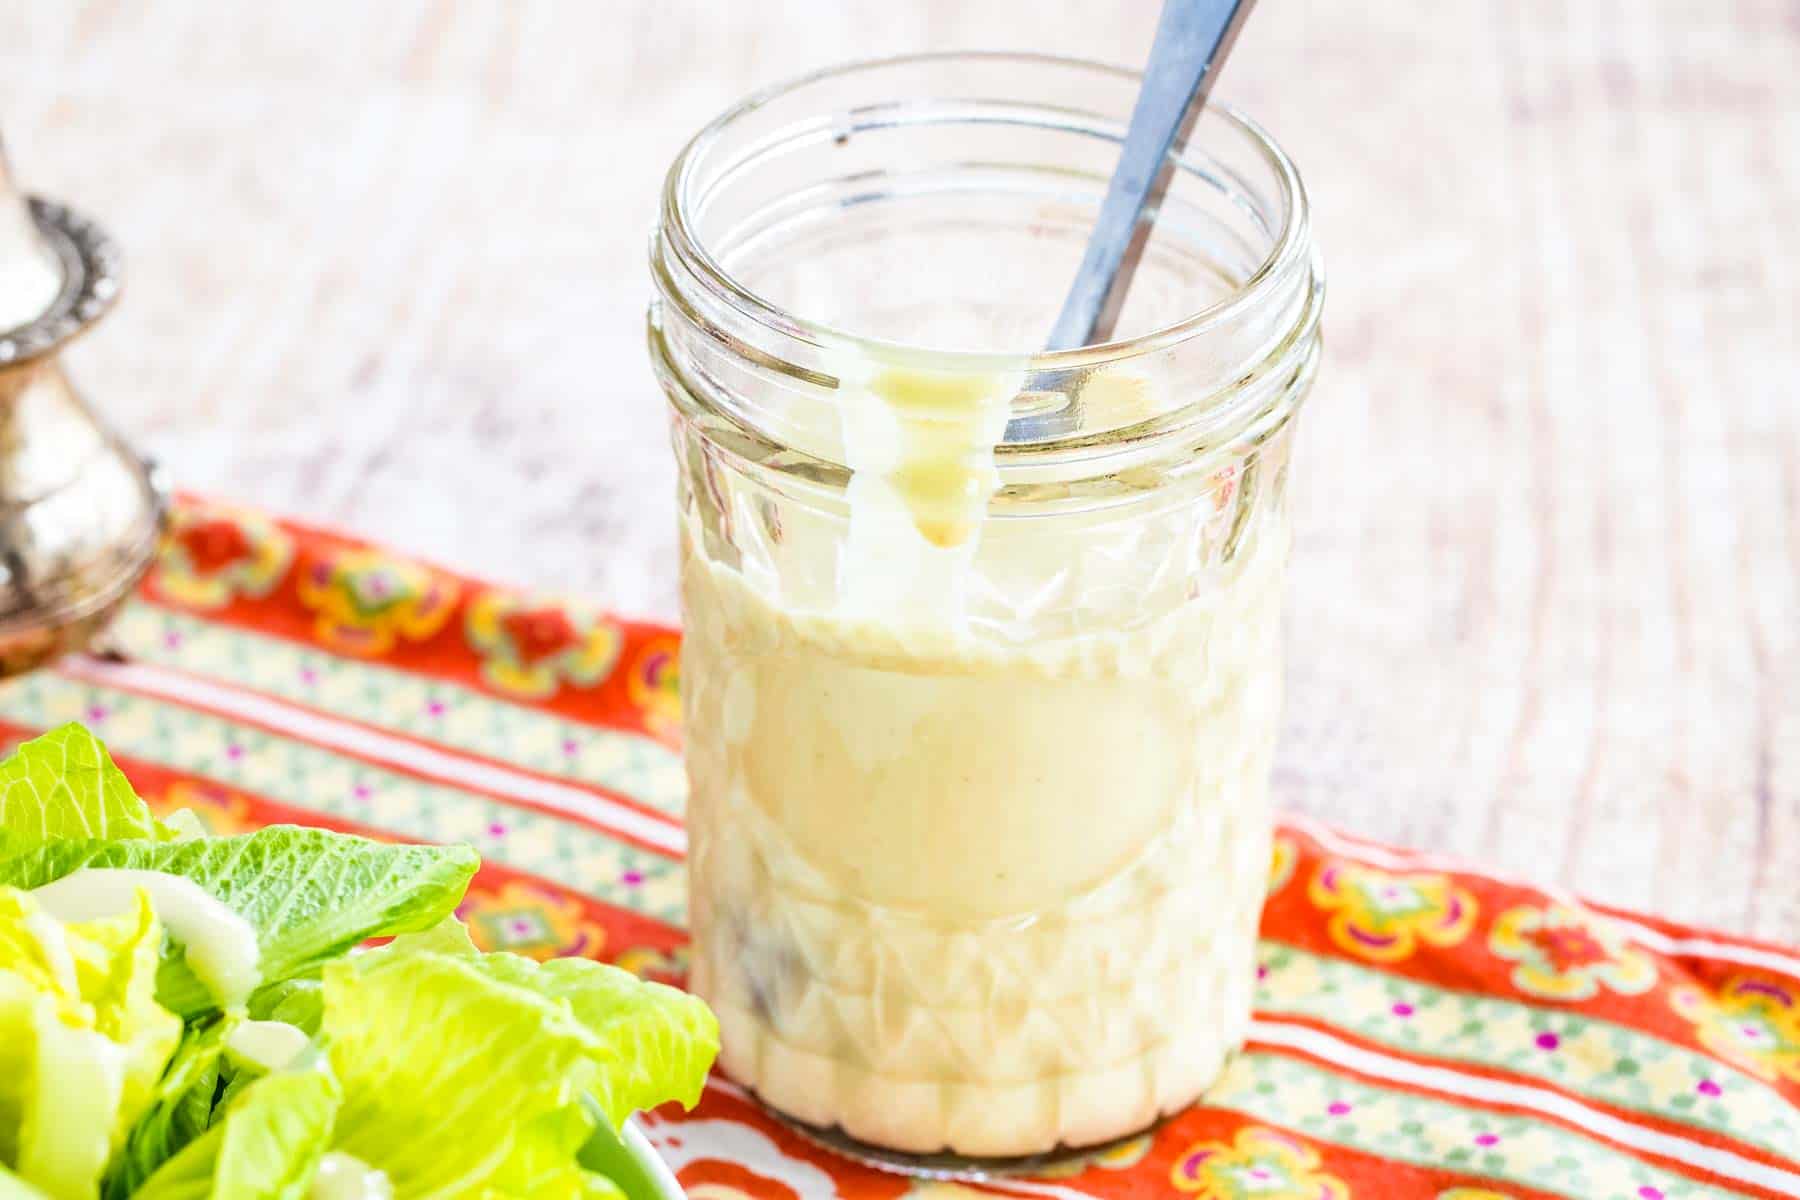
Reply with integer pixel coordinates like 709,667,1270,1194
0,135,164,675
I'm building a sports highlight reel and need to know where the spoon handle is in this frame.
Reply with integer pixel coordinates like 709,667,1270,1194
1044,0,1258,351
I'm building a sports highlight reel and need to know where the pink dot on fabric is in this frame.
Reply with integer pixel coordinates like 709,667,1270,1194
486,822,507,838
300,667,319,685
1257,964,1269,980
1697,1079,1722,1097
352,784,372,800
225,744,244,760
621,870,645,887
85,705,108,722
163,632,182,649
1535,1032,1560,1050
1639,1189,1664,1200
1327,1102,1352,1116
1474,1134,1500,1147
1392,1002,1415,1017
562,738,579,755
427,700,447,717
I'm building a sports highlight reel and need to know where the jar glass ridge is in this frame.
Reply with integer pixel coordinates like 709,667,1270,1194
650,53,1323,1168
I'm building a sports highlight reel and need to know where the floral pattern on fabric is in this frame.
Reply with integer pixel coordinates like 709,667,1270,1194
8,496,1795,1200
1252,943,1800,1157
464,590,623,699
1029,1133,1152,1179
151,504,293,609
149,779,257,836
457,879,606,961
629,633,682,740
1489,903,1657,1001
613,943,690,985
1270,835,1299,895
296,546,457,655
1172,1126,1349,1199
1672,975,1800,1084
1309,862,1477,963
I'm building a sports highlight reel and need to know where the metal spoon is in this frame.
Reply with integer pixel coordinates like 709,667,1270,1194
1044,0,1259,351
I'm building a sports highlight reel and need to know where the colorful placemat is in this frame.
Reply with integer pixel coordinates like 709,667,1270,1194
1,497,1793,1200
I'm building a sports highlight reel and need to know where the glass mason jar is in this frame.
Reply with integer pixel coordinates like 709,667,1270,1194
649,53,1323,1167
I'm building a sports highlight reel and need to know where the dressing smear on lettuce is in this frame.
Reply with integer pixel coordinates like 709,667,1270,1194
0,724,718,1199
31,870,259,1008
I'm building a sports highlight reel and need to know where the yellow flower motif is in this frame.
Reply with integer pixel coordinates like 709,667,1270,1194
1309,862,1477,963
1672,975,1800,1084
1171,1126,1350,1199
1028,1133,1152,1179
1269,835,1299,895
149,780,256,837
628,634,682,741
1488,903,1656,1000
150,504,293,609
296,546,457,655
464,590,622,699
613,943,690,984
457,880,605,962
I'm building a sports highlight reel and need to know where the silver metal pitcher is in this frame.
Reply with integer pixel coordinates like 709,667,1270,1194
0,135,164,676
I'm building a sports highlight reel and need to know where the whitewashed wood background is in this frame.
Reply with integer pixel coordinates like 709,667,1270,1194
1,2,1794,941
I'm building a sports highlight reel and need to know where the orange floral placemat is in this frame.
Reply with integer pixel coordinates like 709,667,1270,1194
1,497,1793,1200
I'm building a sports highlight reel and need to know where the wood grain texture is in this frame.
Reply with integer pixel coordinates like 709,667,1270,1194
1,1,1793,940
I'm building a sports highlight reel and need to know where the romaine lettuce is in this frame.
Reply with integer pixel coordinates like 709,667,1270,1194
0,829,477,1017
0,727,168,845
0,887,180,1198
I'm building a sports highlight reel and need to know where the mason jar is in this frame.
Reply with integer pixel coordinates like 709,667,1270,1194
649,53,1323,1167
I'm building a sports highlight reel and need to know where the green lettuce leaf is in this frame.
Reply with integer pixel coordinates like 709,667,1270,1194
131,1065,339,1200
0,827,478,1016
384,921,717,1126
0,726,167,845
486,1106,624,1200
0,887,180,1199
103,1020,234,1199
245,980,321,1039
320,947,611,1195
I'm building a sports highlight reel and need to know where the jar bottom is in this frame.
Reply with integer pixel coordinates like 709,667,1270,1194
755,1090,1185,1182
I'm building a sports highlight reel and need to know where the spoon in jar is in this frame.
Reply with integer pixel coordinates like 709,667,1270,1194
1044,0,1259,351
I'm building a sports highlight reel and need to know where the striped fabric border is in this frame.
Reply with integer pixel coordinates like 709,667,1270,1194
0,497,1787,1200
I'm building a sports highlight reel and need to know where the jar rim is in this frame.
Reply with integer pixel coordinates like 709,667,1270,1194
658,50,1312,372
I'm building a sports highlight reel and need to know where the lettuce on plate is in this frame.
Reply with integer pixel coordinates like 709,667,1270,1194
131,927,716,1199
0,723,716,1199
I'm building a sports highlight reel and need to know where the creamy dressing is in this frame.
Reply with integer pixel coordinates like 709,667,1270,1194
226,1019,310,1072
309,1153,393,1200
837,364,1017,628
30,869,260,1007
682,357,1290,1155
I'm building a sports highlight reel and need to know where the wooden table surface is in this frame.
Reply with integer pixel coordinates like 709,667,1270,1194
2,2,1794,941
